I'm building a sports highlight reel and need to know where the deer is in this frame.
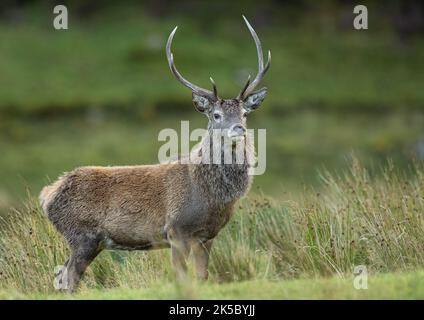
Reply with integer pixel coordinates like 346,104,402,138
39,15,271,293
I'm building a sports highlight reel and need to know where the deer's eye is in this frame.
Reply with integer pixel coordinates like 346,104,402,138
213,113,222,121
243,112,248,118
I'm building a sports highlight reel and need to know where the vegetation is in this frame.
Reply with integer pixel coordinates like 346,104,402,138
2,271,424,299
0,2,423,299
0,4,423,114
1,159,423,298
0,3,423,210
0,110,422,212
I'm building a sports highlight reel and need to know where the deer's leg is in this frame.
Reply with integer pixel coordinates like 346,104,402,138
192,239,213,280
168,229,191,280
64,236,101,293
171,240,191,280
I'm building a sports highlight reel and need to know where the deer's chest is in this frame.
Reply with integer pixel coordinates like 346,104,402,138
167,185,237,241
179,201,236,241
165,164,249,240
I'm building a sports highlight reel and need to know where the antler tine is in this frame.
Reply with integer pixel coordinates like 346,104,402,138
166,26,217,101
210,77,218,99
239,16,271,99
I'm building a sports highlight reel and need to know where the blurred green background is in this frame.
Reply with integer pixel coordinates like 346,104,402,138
0,0,423,213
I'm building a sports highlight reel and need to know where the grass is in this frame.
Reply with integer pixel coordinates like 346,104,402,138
0,2,424,300
0,158,423,299
2,271,424,299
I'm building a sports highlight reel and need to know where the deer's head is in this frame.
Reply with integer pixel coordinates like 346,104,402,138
166,16,271,140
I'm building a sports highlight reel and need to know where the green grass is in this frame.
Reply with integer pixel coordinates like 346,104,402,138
2,271,424,299
0,3,424,300
1,158,423,299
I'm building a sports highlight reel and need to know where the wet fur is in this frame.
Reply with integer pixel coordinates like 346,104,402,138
40,122,254,291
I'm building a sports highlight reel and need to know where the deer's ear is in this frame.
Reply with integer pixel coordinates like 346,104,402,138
192,93,213,113
243,88,267,112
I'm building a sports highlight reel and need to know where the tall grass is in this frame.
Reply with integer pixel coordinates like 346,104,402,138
0,158,423,294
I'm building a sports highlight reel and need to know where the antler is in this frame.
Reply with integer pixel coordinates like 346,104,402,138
166,26,218,101
238,15,271,100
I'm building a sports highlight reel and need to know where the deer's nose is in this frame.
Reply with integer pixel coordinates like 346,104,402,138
228,124,246,138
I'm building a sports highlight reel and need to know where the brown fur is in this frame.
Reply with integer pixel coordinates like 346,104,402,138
40,128,255,291
41,24,269,291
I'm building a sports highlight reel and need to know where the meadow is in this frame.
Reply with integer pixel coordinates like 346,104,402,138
0,2,423,299
1,158,424,298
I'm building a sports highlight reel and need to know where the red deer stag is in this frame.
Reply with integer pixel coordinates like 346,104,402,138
39,15,271,292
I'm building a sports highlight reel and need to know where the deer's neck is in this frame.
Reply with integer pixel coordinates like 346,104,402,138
190,131,255,204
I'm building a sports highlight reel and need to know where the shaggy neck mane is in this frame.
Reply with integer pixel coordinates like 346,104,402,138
189,130,255,204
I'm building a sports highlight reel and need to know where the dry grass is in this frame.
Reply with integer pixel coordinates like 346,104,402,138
0,158,423,294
